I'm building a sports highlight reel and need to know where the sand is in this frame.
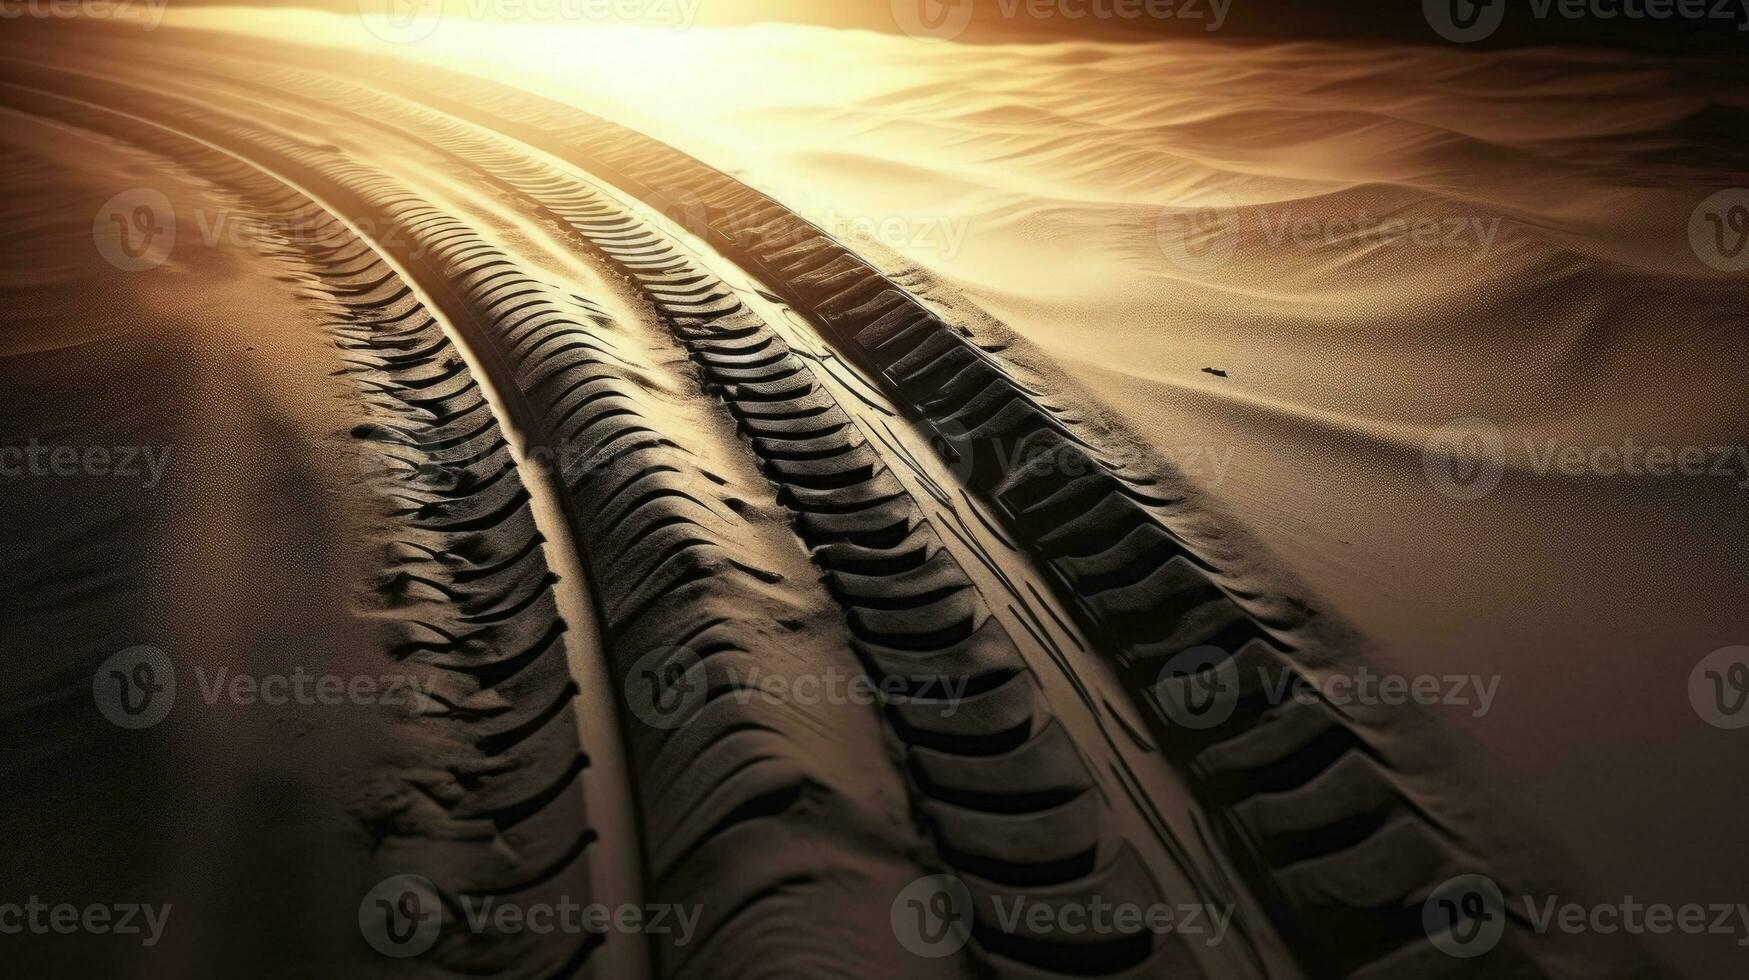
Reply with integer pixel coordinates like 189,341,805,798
3,9,1744,978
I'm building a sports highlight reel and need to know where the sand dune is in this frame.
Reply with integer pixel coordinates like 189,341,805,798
329,29,1743,977
1,10,1743,979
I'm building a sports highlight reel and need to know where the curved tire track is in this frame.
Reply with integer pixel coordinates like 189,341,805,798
0,20,1647,980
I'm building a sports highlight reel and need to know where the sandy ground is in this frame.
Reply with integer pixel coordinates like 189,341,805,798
0,107,407,976
179,16,1749,975
4,8,1745,976
159,16,1749,974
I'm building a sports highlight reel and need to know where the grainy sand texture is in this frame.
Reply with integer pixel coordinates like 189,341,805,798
1,8,1743,979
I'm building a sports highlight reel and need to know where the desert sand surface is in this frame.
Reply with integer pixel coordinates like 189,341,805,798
1,8,1744,979
453,30,1749,980
0,99,433,976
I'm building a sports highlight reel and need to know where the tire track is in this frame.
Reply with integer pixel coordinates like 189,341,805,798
81,51,1268,976
0,80,628,979
0,56,978,980
267,50,1556,979
0,20,1634,979
554,182,1200,978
